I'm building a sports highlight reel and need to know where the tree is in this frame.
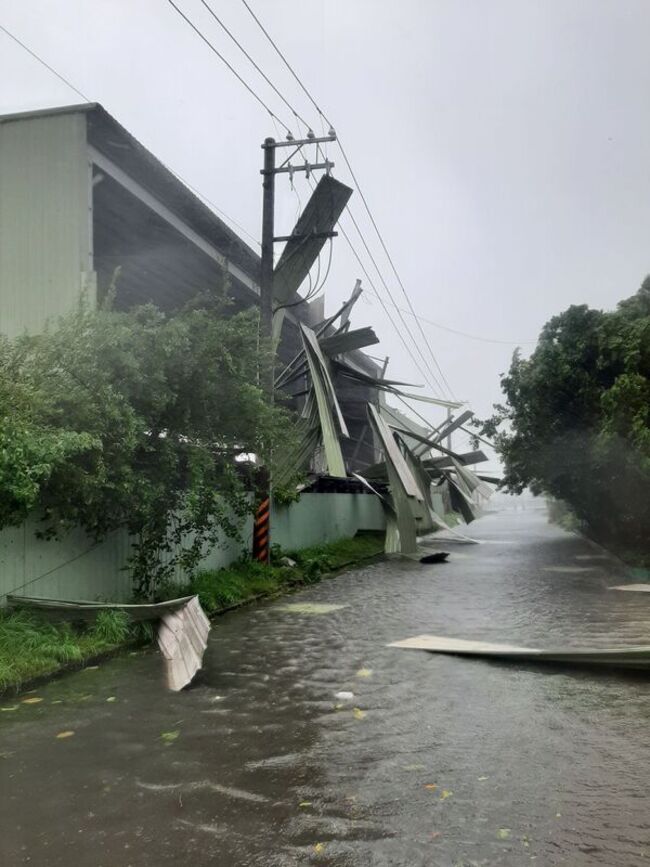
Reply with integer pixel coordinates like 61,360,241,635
0,297,297,595
480,279,650,558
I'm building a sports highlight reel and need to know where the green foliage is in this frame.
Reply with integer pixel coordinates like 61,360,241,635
0,608,136,692
187,532,384,615
480,278,650,557
0,296,297,597
90,610,131,645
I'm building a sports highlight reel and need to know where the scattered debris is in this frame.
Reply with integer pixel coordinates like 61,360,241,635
388,634,650,669
157,596,211,691
419,551,450,564
335,691,354,701
352,707,366,720
355,668,372,678
55,730,75,739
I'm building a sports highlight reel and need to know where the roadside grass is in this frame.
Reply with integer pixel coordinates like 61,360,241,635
0,609,135,693
187,531,385,616
0,532,385,693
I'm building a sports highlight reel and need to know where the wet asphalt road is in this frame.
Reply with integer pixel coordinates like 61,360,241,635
1,508,649,867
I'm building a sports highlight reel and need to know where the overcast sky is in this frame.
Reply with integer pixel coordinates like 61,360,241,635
2,0,649,453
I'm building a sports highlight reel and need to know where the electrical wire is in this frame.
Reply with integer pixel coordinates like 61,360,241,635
0,23,91,102
238,0,458,399
167,1,451,399
0,20,261,249
341,203,448,397
198,0,311,131
165,0,294,136
372,300,537,346
300,171,446,398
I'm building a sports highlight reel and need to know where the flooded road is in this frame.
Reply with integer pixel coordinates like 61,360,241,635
1,509,649,866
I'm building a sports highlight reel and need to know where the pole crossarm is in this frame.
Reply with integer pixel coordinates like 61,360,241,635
262,160,334,176
263,134,336,149
273,230,337,243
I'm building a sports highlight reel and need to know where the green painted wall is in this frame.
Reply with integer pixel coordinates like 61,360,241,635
0,494,386,604
0,112,93,338
271,493,385,551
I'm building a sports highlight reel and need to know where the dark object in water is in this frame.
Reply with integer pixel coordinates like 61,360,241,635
419,552,450,564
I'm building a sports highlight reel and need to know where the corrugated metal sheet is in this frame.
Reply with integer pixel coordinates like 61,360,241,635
0,111,92,337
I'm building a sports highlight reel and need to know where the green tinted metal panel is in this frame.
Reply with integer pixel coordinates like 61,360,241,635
273,175,352,303
271,493,385,550
0,111,93,338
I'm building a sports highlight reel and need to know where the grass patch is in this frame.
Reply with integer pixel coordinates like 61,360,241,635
1,532,385,693
0,609,138,694
187,531,384,616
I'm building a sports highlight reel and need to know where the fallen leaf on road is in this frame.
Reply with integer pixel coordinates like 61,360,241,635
106,696,117,703
356,668,372,678
439,790,453,800
51,700,63,705
478,776,488,781
160,730,180,744
1,706,19,712
299,801,312,808
21,697,43,704
430,832,441,839
497,828,511,840
424,784,438,791
56,731,75,739
313,842,326,854
83,666,99,671
352,707,366,720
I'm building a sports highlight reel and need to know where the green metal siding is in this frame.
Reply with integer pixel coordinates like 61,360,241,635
0,112,93,338
270,493,385,551
0,495,386,604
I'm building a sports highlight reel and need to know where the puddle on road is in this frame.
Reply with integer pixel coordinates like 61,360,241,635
274,603,349,615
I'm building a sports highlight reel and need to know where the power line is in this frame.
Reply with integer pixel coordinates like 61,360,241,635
0,20,261,248
342,203,449,397
238,0,457,400
166,3,447,398
382,303,537,346
0,22,91,102
239,0,331,127
198,0,311,131
164,0,294,136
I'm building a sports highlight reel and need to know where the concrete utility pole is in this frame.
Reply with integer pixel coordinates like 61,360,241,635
253,131,338,564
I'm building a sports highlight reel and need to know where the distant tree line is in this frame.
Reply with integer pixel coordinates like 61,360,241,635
480,278,650,561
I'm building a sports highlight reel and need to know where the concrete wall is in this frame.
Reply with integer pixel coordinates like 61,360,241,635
0,493,386,604
0,112,93,337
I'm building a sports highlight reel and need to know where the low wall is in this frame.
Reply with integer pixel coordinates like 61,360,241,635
271,493,385,551
0,493,386,604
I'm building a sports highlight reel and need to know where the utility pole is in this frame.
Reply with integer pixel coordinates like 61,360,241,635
259,137,276,383
253,131,338,564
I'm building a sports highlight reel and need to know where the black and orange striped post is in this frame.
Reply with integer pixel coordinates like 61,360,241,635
252,493,271,564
